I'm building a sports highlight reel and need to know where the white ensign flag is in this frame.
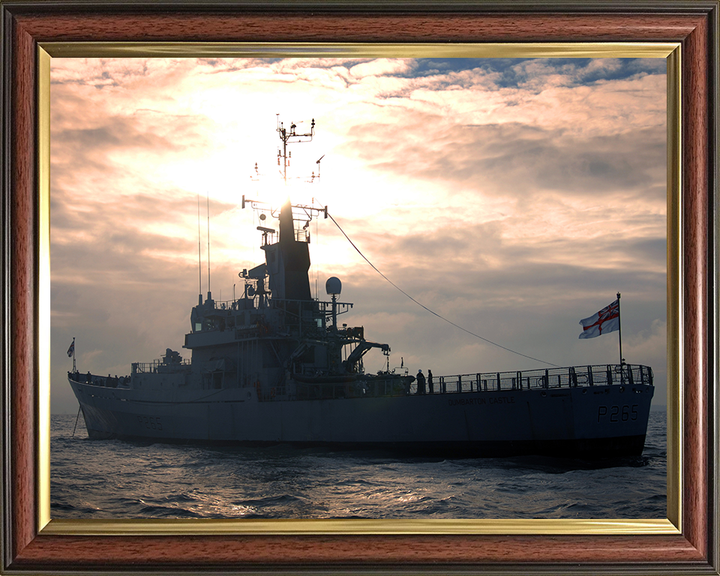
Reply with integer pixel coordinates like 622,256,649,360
579,299,620,339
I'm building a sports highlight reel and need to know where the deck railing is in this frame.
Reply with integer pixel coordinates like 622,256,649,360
420,363,653,395
131,359,192,374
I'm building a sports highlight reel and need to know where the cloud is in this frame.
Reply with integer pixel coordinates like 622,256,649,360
49,56,667,414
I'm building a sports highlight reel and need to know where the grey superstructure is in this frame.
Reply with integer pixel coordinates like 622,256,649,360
68,119,654,459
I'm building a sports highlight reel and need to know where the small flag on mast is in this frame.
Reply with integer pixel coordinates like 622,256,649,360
579,299,620,339
67,340,75,357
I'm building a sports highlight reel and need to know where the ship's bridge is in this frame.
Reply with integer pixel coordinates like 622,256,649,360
185,294,355,347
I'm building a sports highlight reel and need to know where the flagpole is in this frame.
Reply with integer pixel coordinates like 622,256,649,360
72,337,76,372
616,292,623,366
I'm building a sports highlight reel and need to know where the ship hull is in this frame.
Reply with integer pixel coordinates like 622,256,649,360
69,378,654,459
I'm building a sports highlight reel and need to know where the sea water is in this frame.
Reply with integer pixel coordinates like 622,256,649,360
50,409,666,519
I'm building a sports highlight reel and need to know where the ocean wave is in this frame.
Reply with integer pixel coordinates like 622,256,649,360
50,412,667,520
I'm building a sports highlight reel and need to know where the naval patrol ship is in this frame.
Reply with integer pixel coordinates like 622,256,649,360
68,118,655,459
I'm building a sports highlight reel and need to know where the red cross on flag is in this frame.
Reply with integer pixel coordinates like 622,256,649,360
67,341,75,357
579,299,620,339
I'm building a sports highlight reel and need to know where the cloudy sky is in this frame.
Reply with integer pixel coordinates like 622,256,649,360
50,57,667,414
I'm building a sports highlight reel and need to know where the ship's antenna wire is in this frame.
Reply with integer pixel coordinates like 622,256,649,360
315,214,319,299
197,194,202,297
207,192,211,297
326,212,560,368
313,197,319,299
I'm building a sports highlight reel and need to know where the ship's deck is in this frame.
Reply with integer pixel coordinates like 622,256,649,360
69,363,653,398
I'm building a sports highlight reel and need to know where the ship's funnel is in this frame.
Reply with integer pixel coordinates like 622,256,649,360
326,277,342,296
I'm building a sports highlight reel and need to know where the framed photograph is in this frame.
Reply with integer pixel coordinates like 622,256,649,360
2,2,717,573
48,48,672,523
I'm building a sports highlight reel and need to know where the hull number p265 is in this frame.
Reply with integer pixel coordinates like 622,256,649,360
598,404,638,423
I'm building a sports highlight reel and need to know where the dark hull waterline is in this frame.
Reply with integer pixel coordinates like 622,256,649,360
85,429,648,460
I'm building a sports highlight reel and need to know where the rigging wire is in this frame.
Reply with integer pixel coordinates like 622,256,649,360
197,195,202,296
206,192,211,296
326,212,560,368
314,213,319,299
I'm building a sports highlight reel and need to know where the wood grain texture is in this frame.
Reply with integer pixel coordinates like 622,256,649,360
681,5,710,560
10,19,38,561
11,534,707,567
14,12,703,42
2,2,717,573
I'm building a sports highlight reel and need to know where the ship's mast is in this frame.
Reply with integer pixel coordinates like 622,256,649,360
243,115,327,223
242,116,327,302
276,114,315,185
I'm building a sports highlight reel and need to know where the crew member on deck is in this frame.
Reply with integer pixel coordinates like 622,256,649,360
416,369,426,395
428,370,434,394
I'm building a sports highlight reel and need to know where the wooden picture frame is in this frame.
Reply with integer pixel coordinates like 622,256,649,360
2,1,717,573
